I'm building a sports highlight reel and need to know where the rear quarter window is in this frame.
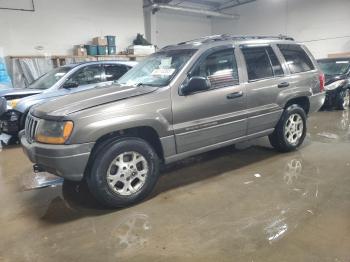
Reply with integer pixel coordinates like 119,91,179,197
278,44,315,74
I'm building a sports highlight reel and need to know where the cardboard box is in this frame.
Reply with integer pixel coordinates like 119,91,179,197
74,45,87,56
128,45,155,55
93,37,108,46
328,52,350,58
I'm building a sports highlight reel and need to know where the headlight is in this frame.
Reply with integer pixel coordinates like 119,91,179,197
35,120,74,144
324,80,346,91
6,99,19,109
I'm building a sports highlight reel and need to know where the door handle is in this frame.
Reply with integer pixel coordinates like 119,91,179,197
278,82,290,88
226,91,243,99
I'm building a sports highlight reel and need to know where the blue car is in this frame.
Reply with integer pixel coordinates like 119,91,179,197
0,60,137,135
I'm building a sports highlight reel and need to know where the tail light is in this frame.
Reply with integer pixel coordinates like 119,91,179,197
319,73,325,92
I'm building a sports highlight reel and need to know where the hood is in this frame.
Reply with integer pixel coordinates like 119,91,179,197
32,85,158,119
325,74,347,86
0,88,43,99
15,88,70,113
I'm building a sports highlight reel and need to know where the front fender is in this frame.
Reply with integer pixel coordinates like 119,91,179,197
69,112,171,144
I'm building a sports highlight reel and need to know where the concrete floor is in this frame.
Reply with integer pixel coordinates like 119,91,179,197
0,110,350,262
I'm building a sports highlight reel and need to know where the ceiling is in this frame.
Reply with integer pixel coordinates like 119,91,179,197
149,0,256,11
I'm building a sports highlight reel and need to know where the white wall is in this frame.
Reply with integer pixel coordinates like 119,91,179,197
211,0,350,59
147,10,212,48
0,0,145,56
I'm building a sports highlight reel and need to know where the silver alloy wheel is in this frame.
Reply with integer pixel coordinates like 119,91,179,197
284,114,304,146
107,151,149,196
343,90,350,108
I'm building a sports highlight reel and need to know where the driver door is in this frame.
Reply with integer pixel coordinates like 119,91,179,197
172,47,247,154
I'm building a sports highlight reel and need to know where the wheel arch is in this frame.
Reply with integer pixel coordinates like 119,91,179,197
84,126,165,177
284,96,310,115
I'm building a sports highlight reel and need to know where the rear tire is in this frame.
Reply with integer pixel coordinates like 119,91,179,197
336,89,350,110
269,105,307,152
86,137,160,208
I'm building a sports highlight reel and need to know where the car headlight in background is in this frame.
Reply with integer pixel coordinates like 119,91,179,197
6,99,19,109
35,120,74,144
324,80,347,91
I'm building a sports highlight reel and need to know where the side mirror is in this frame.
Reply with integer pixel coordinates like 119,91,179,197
63,81,79,89
182,76,211,95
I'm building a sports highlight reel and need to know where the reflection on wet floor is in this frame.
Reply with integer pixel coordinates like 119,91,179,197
310,109,350,143
1,111,350,261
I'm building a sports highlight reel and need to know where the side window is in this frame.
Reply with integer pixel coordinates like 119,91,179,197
68,65,103,85
104,65,128,81
241,46,283,81
191,48,239,89
278,44,315,74
266,47,284,77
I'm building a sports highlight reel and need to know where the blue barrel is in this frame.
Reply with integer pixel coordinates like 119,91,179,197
84,45,98,56
108,46,117,55
97,46,108,55
105,35,116,46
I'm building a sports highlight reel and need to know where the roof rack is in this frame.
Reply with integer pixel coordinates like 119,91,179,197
177,34,294,45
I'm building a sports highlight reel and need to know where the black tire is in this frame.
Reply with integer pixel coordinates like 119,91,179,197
86,137,160,208
269,104,307,153
335,89,350,110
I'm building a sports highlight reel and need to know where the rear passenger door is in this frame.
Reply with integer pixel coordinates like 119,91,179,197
277,44,318,95
240,44,288,135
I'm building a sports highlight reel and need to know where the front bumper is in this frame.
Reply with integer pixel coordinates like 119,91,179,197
309,92,326,113
20,132,95,181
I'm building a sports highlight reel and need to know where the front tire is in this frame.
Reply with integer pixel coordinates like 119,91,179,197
87,137,160,208
269,105,307,152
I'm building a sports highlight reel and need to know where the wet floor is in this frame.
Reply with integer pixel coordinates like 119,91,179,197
0,110,350,261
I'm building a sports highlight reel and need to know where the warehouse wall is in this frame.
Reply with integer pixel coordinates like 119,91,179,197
145,10,212,48
0,0,145,56
211,0,350,59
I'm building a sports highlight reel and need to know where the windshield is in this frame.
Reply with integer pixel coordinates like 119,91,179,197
116,49,196,87
29,67,71,90
318,60,350,76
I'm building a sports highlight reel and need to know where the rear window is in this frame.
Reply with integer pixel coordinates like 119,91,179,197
241,46,283,81
278,44,315,74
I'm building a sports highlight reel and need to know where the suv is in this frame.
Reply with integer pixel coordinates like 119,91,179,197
20,35,325,207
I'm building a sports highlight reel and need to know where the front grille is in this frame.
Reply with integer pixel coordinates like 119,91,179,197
25,114,39,143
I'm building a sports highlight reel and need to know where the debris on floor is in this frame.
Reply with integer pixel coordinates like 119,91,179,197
21,171,64,190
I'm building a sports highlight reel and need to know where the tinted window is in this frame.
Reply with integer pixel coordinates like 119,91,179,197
68,65,103,85
105,65,128,81
191,48,239,88
242,46,281,81
278,44,315,74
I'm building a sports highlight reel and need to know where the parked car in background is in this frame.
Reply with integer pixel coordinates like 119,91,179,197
20,35,325,208
317,58,350,110
0,61,137,136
